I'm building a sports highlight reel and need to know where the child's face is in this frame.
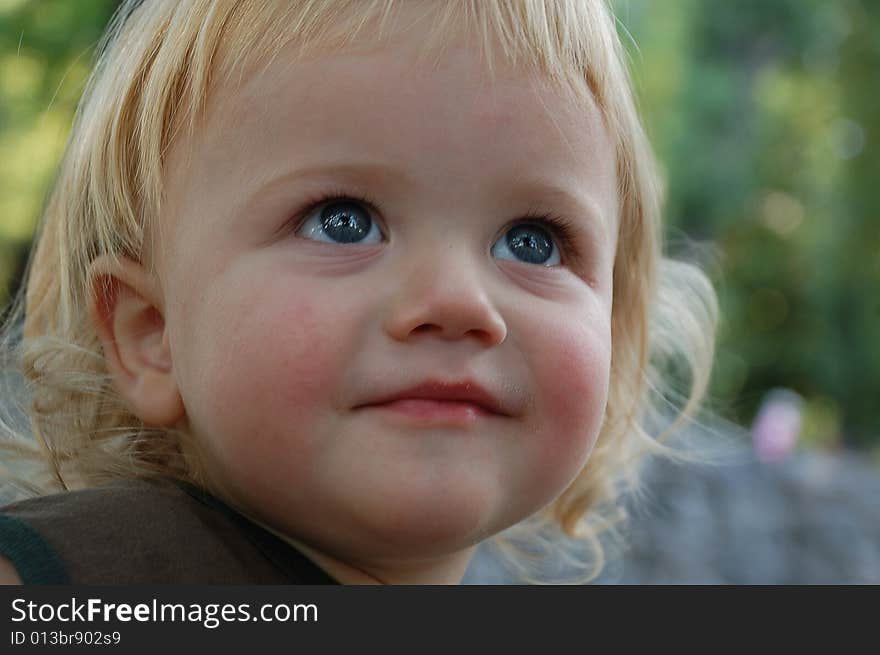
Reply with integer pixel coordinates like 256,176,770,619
157,22,618,580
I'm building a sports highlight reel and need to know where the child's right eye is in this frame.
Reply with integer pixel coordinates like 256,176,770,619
294,196,384,245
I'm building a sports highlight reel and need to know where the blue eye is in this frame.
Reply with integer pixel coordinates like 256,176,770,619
295,199,383,244
491,222,562,266
293,194,571,267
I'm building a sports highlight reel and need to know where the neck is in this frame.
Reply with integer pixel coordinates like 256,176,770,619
248,516,475,584
291,540,477,585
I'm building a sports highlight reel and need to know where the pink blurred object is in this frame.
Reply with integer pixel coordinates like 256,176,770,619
751,388,804,463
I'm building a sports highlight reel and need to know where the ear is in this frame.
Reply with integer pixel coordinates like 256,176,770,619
88,255,185,427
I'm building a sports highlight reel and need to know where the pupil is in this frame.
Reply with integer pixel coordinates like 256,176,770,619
321,202,371,243
507,225,552,264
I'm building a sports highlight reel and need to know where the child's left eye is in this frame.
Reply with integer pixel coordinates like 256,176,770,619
490,222,562,267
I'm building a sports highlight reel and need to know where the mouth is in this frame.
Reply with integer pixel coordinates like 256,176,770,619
363,398,496,423
356,378,510,423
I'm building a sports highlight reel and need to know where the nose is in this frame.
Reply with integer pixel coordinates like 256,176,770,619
383,248,507,347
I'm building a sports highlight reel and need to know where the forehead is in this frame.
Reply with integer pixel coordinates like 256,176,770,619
213,28,606,158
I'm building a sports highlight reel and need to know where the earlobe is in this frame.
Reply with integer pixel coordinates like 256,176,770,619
88,255,185,427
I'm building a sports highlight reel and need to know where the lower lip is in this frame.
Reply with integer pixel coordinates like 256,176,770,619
365,399,494,423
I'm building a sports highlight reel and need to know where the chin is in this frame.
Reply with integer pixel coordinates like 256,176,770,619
343,483,508,559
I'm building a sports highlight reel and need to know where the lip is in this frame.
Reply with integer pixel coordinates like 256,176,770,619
365,398,493,424
357,379,508,418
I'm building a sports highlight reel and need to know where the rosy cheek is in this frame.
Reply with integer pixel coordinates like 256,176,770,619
531,322,610,482
257,297,337,404
188,281,342,467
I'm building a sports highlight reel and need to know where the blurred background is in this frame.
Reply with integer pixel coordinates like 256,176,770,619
1,0,877,582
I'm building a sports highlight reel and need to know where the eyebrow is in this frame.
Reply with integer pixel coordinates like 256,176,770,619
249,161,414,201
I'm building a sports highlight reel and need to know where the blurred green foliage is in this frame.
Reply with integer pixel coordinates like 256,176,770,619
619,0,879,449
0,1,877,448
0,0,119,293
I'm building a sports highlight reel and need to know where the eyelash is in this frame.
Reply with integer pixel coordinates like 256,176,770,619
290,189,581,266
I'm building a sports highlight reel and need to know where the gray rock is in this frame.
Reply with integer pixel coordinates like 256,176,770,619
464,448,880,584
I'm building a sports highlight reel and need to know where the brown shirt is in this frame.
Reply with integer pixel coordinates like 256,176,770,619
0,477,337,584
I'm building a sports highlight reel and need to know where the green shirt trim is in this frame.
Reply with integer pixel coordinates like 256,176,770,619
0,513,70,584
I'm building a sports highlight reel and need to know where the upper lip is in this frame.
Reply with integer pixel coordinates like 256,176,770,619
358,379,509,416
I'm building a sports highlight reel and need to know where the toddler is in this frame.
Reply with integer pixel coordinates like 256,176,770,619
0,0,718,584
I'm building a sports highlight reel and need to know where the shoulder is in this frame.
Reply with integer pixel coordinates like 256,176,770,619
1,476,190,518
0,477,284,584
0,476,197,528
0,477,191,584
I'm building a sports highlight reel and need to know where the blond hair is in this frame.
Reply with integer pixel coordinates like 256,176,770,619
1,0,719,583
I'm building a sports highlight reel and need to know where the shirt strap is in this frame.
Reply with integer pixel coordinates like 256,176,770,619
0,513,70,584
